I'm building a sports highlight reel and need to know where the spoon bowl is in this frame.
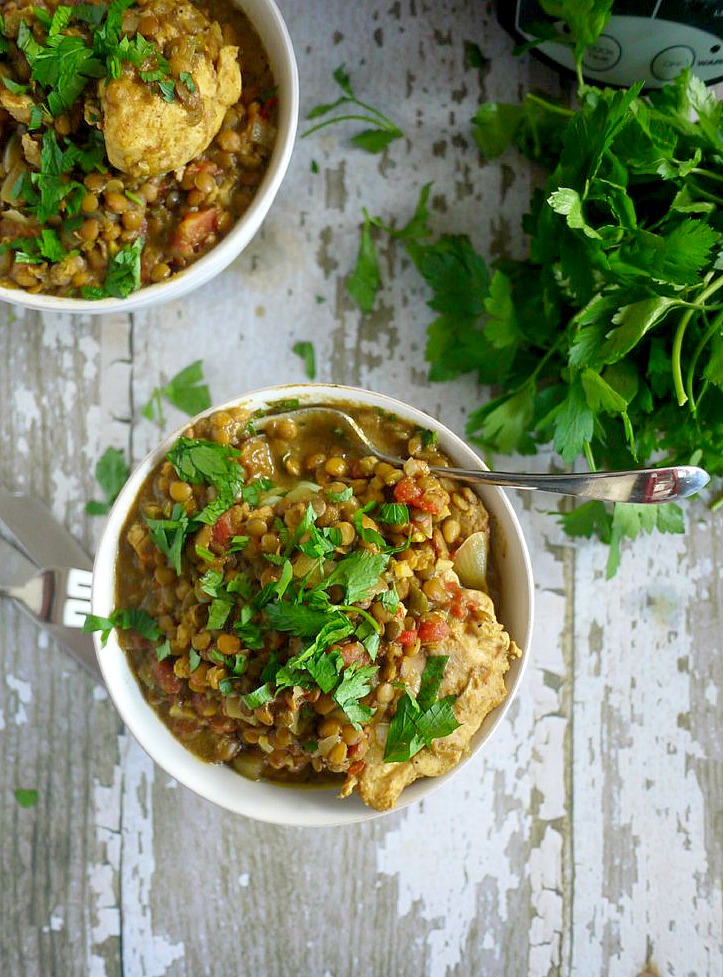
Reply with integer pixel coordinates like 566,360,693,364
255,406,709,505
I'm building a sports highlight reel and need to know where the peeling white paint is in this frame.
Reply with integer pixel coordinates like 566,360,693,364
6,674,32,725
12,387,42,427
120,736,185,977
87,955,108,977
87,759,122,963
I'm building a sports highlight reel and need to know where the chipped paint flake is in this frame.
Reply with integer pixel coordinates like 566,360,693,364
6,674,32,724
120,736,185,976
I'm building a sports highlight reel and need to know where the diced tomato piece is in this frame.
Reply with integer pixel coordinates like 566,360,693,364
170,207,219,256
347,759,365,775
399,629,418,646
394,477,424,505
418,618,451,643
211,511,234,547
153,658,182,695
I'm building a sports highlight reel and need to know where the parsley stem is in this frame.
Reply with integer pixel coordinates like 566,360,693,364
336,604,383,634
303,113,401,139
349,96,400,129
583,441,596,472
672,273,723,406
525,93,575,118
687,181,723,207
685,307,723,413
690,167,723,186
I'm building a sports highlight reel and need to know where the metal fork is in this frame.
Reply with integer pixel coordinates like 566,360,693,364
0,565,93,629
0,553,101,683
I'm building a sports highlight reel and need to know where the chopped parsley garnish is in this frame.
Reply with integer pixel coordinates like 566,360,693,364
420,428,438,450
168,438,243,488
81,238,144,300
145,503,191,576
83,607,162,647
377,502,409,526
383,656,460,762
179,71,196,93
327,485,353,503
17,16,106,117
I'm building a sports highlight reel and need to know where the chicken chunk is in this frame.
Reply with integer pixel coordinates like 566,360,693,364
99,1,242,179
342,577,521,811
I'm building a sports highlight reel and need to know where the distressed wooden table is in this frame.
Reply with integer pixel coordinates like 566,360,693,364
1,3,721,976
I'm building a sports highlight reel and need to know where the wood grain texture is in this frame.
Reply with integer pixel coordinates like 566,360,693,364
0,3,720,976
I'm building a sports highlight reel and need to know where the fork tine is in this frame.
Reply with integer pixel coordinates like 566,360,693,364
67,567,93,599
63,597,93,629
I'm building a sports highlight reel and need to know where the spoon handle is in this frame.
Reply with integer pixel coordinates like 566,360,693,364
428,464,710,504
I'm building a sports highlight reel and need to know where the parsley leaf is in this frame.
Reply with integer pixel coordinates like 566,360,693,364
142,360,211,428
333,663,377,727
347,209,380,314
302,64,403,153
316,550,389,605
83,607,161,647
101,238,144,299
145,504,191,576
384,656,460,762
85,446,129,515
14,788,39,808
18,18,105,117
292,341,316,379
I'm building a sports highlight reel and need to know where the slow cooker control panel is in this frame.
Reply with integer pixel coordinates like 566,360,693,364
502,1,723,87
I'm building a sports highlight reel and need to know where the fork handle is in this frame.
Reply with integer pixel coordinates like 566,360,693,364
429,464,709,504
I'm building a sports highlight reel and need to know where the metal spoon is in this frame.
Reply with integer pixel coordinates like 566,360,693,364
255,406,710,504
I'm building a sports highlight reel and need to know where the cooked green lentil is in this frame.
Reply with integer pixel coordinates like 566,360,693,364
0,0,276,298
109,401,515,802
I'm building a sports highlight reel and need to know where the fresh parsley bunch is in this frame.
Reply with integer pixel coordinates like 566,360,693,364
348,8,723,575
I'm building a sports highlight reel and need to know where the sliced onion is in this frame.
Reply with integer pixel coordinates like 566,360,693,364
280,481,321,503
250,116,276,149
452,530,490,591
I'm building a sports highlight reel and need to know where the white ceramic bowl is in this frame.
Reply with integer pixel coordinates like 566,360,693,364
0,0,298,315
92,384,534,825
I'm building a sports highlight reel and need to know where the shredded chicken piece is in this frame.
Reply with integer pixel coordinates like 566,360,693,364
341,576,520,811
0,86,34,125
98,1,242,178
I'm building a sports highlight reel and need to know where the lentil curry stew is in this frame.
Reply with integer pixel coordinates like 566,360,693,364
0,0,276,298
99,401,521,811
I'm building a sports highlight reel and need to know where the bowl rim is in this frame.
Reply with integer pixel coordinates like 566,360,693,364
92,383,535,826
0,0,299,316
